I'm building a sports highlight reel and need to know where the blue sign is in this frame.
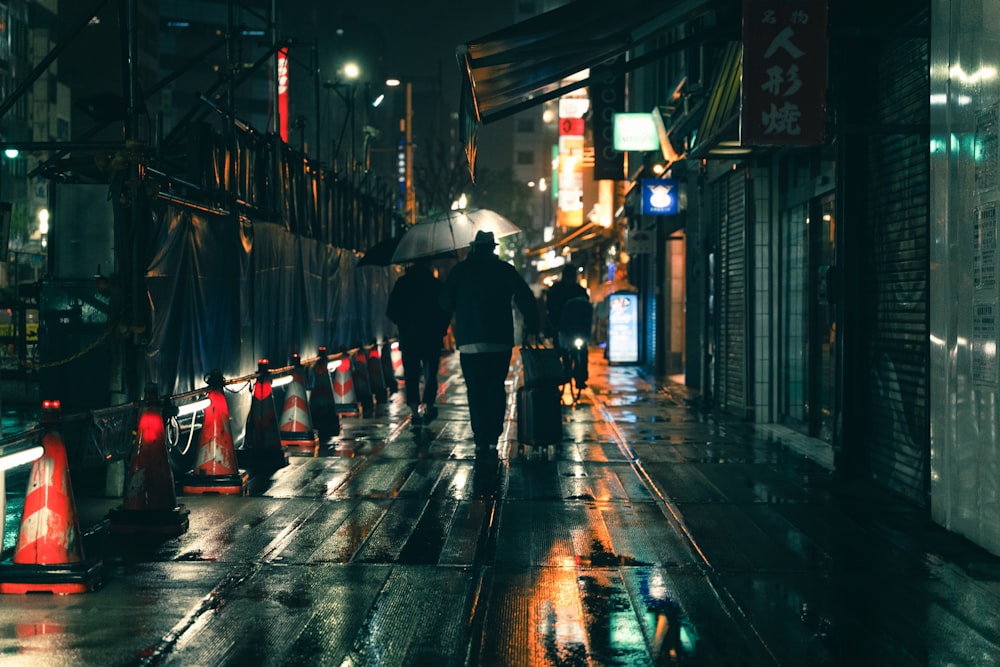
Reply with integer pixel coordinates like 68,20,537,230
641,178,678,215
607,292,639,364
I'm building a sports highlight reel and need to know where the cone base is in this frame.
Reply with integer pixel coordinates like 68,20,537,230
108,505,191,537
0,558,103,595
335,404,360,416
180,470,250,495
281,433,320,455
236,447,289,470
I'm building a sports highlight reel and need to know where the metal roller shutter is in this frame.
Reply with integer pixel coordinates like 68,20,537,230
866,28,929,505
713,170,749,416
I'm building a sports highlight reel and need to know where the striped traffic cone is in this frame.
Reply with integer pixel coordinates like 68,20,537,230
351,346,374,417
0,400,103,594
280,354,320,452
238,359,289,470
108,384,190,536
380,339,397,395
366,343,388,405
308,348,341,440
181,370,249,495
390,339,403,379
332,355,359,415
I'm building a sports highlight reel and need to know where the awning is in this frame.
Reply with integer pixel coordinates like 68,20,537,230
526,222,613,258
457,0,726,179
687,40,743,159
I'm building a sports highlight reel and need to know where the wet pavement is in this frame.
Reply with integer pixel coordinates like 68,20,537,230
1,349,1000,665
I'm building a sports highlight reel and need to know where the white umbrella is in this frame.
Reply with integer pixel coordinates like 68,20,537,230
390,208,521,263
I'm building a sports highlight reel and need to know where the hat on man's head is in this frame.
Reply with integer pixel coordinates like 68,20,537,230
471,230,497,247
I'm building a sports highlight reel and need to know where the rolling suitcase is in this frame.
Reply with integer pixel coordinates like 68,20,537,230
516,385,562,446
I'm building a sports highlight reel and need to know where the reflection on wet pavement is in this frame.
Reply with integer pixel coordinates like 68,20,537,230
0,349,997,665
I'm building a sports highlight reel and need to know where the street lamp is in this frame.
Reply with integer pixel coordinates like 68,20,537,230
325,61,361,169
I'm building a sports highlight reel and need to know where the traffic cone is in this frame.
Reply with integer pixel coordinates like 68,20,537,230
366,343,388,404
332,354,360,415
390,339,403,379
380,339,397,395
238,359,289,470
351,346,374,417
0,400,103,594
309,347,341,440
280,354,321,452
108,384,190,537
181,369,249,495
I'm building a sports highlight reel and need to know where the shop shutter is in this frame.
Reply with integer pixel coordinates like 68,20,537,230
713,170,749,416
866,28,929,506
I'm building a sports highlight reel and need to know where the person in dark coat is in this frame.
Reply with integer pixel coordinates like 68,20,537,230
387,257,451,423
440,230,540,450
544,264,592,386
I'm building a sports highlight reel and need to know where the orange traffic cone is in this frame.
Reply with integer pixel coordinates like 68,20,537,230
108,384,190,537
181,369,249,495
308,347,341,440
280,354,320,452
351,346,374,417
380,339,397,395
238,359,289,470
332,354,360,415
0,400,103,594
366,343,388,405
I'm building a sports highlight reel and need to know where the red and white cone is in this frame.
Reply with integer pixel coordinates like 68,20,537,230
181,369,249,495
390,339,403,379
108,384,190,536
238,359,289,470
280,354,320,452
0,400,103,594
309,347,342,439
333,355,359,415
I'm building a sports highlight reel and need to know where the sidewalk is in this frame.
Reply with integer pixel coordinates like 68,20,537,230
590,351,1000,665
0,346,997,665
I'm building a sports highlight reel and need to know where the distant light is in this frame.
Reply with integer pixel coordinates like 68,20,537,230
386,78,401,87
38,208,49,234
343,62,360,80
4,149,18,159
372,94,385,107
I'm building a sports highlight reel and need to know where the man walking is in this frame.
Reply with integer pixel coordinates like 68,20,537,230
440,231,539,451
387,257,451,423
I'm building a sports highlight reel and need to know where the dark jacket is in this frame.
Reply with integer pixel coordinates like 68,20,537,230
440,247,540,348
387,264,450,352
545,279,589,337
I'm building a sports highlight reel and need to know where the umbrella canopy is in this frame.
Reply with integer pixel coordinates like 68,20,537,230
390,208,521,264
357,236,402,267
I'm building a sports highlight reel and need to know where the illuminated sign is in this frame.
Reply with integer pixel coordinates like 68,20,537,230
613,113,660,151
741,0,828,146
641,178,679,215
608,292,639,364
278,48,289,143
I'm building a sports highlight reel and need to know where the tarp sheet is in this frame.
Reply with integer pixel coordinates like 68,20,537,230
146,200,398,400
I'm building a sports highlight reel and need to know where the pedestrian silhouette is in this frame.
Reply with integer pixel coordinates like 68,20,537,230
440,230,540,451
387,257,451,424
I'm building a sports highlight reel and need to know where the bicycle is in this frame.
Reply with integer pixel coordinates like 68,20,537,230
558,334,588,403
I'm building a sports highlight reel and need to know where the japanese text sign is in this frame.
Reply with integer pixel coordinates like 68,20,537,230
741,0,827,146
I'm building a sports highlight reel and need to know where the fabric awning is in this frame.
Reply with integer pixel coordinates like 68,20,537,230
457,0,723,179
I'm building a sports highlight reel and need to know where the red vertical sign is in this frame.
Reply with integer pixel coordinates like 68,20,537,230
741,0,827,146
278,48,289,143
